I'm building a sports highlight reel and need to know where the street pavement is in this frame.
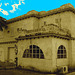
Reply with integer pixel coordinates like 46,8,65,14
0,69,56,75
1,69,75,75
66,72,75,75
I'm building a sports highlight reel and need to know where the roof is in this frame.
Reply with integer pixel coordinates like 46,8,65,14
5,3,75,24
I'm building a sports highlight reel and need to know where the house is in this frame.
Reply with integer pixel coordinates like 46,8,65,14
0,3,75,73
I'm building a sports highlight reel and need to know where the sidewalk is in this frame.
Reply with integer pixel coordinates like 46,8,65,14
66,72,75,75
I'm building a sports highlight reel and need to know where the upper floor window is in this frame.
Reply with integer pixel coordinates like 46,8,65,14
57,45,67,58
23,45,44,59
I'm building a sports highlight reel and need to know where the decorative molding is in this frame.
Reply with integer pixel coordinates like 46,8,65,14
16,33,71,40
16,23,70,37
30,24,70,36
15,45,18,55
0,41,17,44
15,23,72,40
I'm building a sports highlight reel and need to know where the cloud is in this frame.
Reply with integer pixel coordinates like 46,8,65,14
9,1,21,13
4,3,9,6
9,5,16,13
20,0,25,4
0,8,9,15
0,3,2,7
22,1,25,4
9,0,25,13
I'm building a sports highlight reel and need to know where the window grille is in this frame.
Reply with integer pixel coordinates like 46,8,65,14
57,45,67,58
23,45,44,59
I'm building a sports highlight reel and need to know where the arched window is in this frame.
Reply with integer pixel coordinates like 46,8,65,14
57,45,67,58
23,45,44,59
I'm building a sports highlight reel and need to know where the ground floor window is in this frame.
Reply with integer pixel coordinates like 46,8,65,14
23,45,44,59
57,45,67,58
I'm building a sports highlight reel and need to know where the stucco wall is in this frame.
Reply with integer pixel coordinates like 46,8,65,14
17,37,52,59
39,11,71,31
17,37,53,72
70,12,75,37
0,43,16,62
67,12,75,68
20,58,52,72
0,17,39,42
0,8,75,72
17,36,69,72
0,11,72,42
68,40,72,68
52,37,69,68
70,40,75,68
33,18,39,29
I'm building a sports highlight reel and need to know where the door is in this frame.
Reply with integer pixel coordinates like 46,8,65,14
0,48,4,62
8,47,16,63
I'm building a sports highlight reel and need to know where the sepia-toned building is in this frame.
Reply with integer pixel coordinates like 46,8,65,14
0,3,75,73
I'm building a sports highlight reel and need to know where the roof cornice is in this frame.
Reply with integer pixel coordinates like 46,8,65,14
6,3,75,24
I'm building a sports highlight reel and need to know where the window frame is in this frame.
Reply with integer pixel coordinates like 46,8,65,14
57,45,67,59
23,45,44,59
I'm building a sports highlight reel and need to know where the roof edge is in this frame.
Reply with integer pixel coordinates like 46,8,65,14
7,3,75,24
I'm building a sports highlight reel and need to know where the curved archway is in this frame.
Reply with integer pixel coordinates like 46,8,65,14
23,45,44,59
57,45,67,58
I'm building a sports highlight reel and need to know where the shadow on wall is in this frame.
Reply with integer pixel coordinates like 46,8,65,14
0,61,16,69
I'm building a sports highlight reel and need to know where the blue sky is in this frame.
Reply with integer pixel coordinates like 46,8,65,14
0,0,75,20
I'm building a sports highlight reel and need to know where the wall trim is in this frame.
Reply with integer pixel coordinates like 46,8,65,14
0,41,17,44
